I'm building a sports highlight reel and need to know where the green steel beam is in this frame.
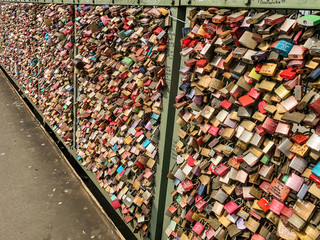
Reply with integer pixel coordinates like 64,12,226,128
113,0,138,5
94,0,112,5
149,6,185,240
77,0,93,4
161,6,190,240
139,0,180,6
181,0,320,9
72,4,77,151
5,0,320,9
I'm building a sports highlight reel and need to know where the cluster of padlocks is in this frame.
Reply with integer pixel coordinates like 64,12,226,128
74,5,170,236
2,3,320,240
166,8,320,240
0,3,74,145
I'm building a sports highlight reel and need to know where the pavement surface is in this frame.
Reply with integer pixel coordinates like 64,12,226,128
0,70,122,240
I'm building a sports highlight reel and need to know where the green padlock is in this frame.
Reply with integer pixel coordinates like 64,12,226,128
282,175,289,182
118,30,126,40
298,15,320,27
105,161,113,168
150,118,157,125
129,204,136,214
260,155,270,164
175,195,182,203
121,57,133,67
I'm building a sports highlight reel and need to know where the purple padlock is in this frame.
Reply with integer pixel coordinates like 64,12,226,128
193,95,203,105
236,218,247,230
83,6,91,11
132,121,139,128
251,51,270,63
192,165,201,177
145,121,152,131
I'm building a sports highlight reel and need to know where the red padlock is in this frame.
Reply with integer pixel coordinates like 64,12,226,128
269,198,284,215
224,200,240,214
220,99,232,110
257,198,270,212
182,180,194,191
255,63,263,73
214,164,229,176
248,87,262,100
280,68,297,79
310,97,320,116
208,125,219,136
292,133,309,144
238,95,255,107
153,27,163,35
262,117,278,134
196,59,207,68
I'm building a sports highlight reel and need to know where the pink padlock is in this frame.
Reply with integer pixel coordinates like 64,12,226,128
269,198,284,215
192,221,205,235
224,199,242,214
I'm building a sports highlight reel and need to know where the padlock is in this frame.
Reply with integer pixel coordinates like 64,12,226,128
265,14,285,25
245,217,260,233
280,17,297,34
268,178,290,202
288,45,307,59
298,14,320,27
247,11,269,24
274,40,294,57
239,31,258,50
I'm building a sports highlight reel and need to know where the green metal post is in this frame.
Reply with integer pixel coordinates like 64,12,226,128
72,3,77,150
181,0,318,9
161,6,190,240
150,6,186,240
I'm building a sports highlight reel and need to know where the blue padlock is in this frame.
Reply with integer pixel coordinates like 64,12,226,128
297,184,309,200
116,165,124,174
186,88,195,99
182,27,191,38
197,184,207,196
274,40,293,57
112,144,118,151
173,179,180,186
152,113,160,120
45,33,50,40
139,66,147,74
179,82,191,92
142,139,150,148
306,67,320,82
230,72,241,80
125,29,133,36
312,162,320,177
110,195,117,201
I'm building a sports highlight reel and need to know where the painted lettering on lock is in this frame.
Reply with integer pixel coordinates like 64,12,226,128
142,0,160,4
257,0,286,4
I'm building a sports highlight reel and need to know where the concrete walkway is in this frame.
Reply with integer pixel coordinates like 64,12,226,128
0,70,122,240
